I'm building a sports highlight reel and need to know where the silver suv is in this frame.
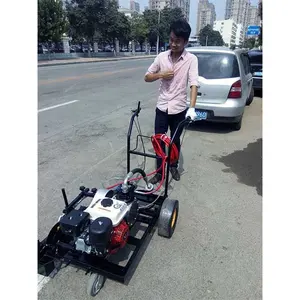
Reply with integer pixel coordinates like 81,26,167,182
186,46,254,130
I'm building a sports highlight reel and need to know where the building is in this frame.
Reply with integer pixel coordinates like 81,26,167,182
130,0,140,13
196,0,216,34
213,19,237,47
235,24,244,46
247,5,259,27
148,0,190,22
118,7,136,18
225,0,250,39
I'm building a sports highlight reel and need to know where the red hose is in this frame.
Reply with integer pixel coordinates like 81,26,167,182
106,134,179,193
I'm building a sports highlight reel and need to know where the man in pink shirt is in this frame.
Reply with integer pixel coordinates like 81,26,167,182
144,19,199,184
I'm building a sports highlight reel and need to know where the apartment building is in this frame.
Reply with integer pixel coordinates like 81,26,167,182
130,0,140,13
247,5,259,27
225,0,250,39
235,24,244,46
148,0,190,21
196,0,216,34
213,19,237,47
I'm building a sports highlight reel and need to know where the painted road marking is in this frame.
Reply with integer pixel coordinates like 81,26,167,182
38,274,50,293
38,100,79,113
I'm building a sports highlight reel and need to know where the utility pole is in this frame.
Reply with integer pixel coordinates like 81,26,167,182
156,9,161,55
205,35,208,46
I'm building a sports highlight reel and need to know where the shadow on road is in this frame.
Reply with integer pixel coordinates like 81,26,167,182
213,138,262,196
187,121,234,134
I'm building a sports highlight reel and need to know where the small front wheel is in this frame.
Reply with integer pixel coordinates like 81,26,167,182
86,273,106,297
158,199,179,238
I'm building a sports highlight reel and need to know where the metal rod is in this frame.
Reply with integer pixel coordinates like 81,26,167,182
129,150,159,160
63,192,85,214
126,102,141,173
61,188,69,207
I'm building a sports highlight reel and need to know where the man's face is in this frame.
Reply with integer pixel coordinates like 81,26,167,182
169,31,187,53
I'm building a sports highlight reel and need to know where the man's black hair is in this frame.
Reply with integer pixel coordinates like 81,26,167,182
169,19,191,42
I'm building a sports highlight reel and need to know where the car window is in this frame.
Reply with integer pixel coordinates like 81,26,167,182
241,53,251,75
192,52,240,79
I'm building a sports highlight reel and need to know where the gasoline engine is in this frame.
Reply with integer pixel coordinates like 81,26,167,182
58,185,139,257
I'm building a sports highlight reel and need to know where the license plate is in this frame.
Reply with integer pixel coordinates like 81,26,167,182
254,71,262,76
195,110,207,120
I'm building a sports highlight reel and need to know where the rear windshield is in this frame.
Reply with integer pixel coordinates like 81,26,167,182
248,52,262,64
192,52,240,79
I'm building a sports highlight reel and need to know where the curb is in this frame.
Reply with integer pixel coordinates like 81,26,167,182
38,55,156,67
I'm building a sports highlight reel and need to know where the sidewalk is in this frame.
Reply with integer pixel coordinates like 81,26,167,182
38,55,156,67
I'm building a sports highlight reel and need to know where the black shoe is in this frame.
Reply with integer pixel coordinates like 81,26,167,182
170,167,180,181
149,173,162,185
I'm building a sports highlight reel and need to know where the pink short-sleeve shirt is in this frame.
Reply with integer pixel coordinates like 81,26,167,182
146,49,199,115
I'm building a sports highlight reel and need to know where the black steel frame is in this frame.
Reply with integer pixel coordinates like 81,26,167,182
38,101,189,285
127,101,189,198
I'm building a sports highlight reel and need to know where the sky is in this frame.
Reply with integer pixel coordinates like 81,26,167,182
119,0,259,35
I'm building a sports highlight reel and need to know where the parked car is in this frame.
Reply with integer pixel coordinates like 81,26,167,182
38,44,48,54
186,46,254,130
248,49,262,93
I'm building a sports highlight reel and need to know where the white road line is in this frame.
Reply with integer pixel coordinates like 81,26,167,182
38,100,79,113
38,274,50,293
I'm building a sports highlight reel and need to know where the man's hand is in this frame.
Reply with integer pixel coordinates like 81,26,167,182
161,70,174,80
145,70,174,82
185,107,197,121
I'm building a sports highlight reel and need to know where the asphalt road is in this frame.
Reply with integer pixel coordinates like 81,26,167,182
38,59,262,300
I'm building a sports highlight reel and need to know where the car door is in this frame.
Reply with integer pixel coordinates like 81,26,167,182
240,53,253,101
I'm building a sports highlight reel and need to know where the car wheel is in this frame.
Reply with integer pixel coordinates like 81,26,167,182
232,116,243,131
246,87,254,106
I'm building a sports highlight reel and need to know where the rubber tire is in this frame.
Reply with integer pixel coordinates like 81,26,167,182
86,273,106,297
246,87,254,106
158,199,179,238
232,116,243,131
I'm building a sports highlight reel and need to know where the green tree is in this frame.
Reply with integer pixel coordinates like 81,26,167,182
243,37,256,49
143,7,185,49
160,7,185,43
38,0,68,43
65,0,119,47
143,9,160,48
98,1,123,46
198,25,224,46
130,12,149,48
114,13,132,48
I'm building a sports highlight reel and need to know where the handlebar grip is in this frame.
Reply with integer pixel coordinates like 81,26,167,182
132,101,141,114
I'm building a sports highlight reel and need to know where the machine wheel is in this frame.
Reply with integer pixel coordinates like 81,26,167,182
86,273,106,297
158,199,179,238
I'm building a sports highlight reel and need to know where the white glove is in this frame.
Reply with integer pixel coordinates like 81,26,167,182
185,107,197,121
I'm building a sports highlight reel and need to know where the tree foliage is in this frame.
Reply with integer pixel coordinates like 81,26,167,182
198,25,224,46
38,0,68,43
39,2,192,50
143,9,160,47
65,0,131,46
143,7,186,48
160,7,185,43
130,12,149,46
243,37,256,49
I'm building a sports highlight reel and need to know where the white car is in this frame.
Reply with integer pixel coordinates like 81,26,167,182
186,46,254,130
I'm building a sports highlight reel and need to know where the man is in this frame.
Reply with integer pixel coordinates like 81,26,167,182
144,19,199,184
